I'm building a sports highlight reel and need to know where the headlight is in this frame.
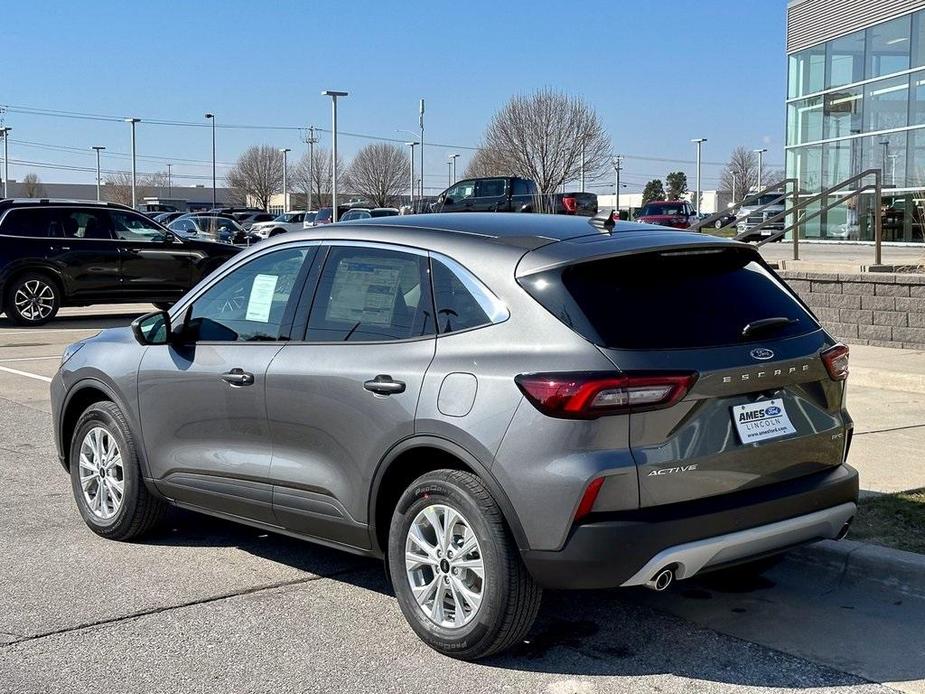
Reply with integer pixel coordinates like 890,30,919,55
61,342,84,366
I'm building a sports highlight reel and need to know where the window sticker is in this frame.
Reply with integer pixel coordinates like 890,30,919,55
327,260,403,326
245,273,279,323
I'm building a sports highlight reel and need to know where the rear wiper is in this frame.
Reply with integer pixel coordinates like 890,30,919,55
741,316,799,338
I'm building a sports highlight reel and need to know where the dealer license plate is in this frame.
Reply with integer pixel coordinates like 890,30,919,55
732,398,796,444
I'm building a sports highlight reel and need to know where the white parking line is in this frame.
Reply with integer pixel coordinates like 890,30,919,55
0,365,53,383
0,356,61,363
0,328,102,336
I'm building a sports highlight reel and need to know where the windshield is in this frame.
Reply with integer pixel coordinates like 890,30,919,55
640,203,686,216
315,208,333,222
370,208,399,217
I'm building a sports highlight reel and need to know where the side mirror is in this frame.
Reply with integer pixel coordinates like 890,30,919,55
131,310,171,346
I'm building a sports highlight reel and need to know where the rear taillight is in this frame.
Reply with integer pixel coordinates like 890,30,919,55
562,196,577,213
821,344,849,381
515,371,697,419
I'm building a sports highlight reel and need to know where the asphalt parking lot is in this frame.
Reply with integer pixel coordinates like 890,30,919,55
1,306,923,693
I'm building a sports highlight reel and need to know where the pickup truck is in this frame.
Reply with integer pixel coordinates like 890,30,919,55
431,176,597,216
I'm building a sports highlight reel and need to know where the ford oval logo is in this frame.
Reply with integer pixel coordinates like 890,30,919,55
750,348,775,361
766,405,782,416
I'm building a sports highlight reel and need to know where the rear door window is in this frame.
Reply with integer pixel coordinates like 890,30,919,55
0,208,55,237
476,178,507,197
306,246,434,342
520,247,817,349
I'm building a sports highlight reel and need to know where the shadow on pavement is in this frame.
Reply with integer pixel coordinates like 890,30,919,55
0,310,147,332
141,508,871,689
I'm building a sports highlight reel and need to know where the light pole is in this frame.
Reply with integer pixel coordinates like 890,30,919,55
404,142,417,210
205,113,216,207
419,99,425,203
166,163,172,197
754,148,768,191
611,155,623,217
280,148,291,212
691,138,707,217
125,118,140,208
449,153,460,184
447,161,453,186
304,126,317,210
322,90,348,221
92,146,105,201
0,127,11,198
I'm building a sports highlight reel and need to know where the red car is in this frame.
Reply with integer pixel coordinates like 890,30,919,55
635,200,697,229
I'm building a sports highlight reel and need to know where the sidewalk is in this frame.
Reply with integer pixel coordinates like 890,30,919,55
845,344,925,493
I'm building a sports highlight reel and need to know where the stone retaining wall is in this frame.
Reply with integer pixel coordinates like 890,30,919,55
777,271,925,349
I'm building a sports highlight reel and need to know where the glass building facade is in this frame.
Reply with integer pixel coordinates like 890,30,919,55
786,8,925,242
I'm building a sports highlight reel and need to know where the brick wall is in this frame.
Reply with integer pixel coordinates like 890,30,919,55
778,271,925,349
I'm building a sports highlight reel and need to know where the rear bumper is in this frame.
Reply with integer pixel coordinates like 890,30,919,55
521,463,859,589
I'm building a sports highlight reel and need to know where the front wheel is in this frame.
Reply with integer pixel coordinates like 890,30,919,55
4,273,60,325
388,469,542,660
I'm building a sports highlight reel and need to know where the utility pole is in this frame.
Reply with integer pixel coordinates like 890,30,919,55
0,127,11,198
280,148,291,212
754,148,768,190
205,113,216,207
303,126,318,210
92,146,105,201
611,155,623,218
449,153,460,184
125,118,140,208
166,163,172,197
322,91,348,221
691,138,707,217
419,99,425,203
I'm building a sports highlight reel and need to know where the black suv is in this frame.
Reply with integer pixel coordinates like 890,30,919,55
0,199,240,325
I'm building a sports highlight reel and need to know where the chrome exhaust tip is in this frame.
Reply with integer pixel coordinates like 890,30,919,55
645,568,675,592
836,518,853,541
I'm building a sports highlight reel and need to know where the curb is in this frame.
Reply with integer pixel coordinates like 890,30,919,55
789,538,925,599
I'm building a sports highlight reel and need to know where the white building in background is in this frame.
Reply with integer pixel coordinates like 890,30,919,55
596,190,730,215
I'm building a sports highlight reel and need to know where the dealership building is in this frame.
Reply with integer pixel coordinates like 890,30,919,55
787,0,925,242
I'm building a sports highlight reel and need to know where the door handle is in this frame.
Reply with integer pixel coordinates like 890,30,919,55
221,368,255,387
363,375,405,395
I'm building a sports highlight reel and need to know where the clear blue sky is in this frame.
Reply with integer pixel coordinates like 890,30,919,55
1,0,787,194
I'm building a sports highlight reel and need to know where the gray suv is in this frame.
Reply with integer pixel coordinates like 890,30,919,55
51,213,858,660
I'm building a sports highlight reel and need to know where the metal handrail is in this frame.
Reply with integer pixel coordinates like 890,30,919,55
743,168,883,265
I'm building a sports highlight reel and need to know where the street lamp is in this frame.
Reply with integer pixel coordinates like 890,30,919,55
125,118,140,208
0,127,12,198
691,138,707,217
419,99,425,203
166,163,172,197
280,148,291,212
449,153,460,184
447,161,453,186
91,146,105,201
611,155,623,216
322,90,348,221
304,126,318,210
753,148,768,190
205,113,216,207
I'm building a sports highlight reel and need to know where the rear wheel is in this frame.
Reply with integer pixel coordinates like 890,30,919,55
153,301,174,311
388,469,541,660
4,273,60,325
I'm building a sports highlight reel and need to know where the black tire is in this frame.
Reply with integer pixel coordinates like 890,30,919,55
4,272,61,326
388,469,542,660
153,301,174,311
268,228,286,237
69,401,167,540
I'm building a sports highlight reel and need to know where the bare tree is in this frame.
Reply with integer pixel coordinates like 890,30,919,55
479,88,611,195
21,173,45,198
344,143,409,207
290,146,345,209
226,145,284,211
463,147,512,179
720,147,759,202
103,170,169,206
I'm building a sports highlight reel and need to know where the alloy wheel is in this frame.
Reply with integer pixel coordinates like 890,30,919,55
404,503,485,629
78,427,124,520
13,279,55,321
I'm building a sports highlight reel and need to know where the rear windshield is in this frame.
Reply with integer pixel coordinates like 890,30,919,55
639,203,685,216
520,247,817,349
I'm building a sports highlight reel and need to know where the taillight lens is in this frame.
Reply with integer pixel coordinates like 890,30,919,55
821,344,849,381
515,371,697,419
562,196,577,213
